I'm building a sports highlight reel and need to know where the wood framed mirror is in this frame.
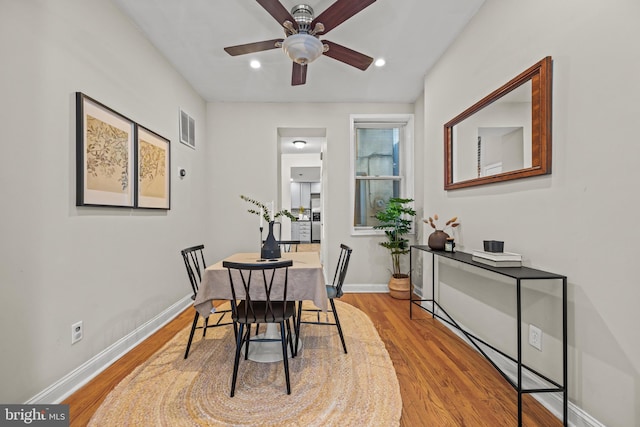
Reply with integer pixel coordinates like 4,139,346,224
444,56,552,190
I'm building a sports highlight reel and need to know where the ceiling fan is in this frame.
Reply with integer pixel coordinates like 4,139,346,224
224,0,377,86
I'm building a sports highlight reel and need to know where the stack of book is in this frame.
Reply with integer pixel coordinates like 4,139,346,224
472,250,522,267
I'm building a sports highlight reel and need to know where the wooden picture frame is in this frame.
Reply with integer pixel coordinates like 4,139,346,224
76,92,135,207
136,125,171,209
444,57,552,190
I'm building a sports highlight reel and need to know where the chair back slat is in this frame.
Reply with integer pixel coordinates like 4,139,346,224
331,244,353,297
280,240,301,253
261,240,301,253
181,244,206,298
223,259,293,324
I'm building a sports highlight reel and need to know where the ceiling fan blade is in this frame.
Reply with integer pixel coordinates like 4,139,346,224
256,0,299,30
224,39,283,56
311,0,376,35
291,62,307,86
322,40,373,70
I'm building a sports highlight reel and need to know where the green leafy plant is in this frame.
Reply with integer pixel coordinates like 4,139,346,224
240,195,297,223
373,198,416,278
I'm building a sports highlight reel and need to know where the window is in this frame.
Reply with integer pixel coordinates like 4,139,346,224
350,114,414,235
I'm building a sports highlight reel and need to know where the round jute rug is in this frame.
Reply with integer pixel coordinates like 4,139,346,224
89,301,402,426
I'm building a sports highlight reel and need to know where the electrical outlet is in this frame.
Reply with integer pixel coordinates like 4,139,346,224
71,321,83,344
528,324,542,351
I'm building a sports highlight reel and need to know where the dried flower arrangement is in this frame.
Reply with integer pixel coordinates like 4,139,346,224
424,214,460,232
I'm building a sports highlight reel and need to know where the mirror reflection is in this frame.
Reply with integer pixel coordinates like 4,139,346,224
452,82,531,182
444,57,552,190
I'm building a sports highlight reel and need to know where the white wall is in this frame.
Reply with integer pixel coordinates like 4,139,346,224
0,0,206,403
0,0,422,404
204,102,418,287
422,0,640,425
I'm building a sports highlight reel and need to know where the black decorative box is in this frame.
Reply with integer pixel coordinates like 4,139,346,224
483,240,504,253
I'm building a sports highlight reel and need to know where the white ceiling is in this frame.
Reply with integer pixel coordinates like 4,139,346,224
279,127,325,154
112,0,484,103
291,166,321,182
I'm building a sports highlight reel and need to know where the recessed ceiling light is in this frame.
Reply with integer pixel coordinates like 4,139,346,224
374,58,386,67
250,60,261,69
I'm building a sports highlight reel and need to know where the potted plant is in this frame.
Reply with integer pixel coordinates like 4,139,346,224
373,197,416,299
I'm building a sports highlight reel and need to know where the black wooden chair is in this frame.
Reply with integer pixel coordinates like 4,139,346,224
279,240,301,253
253,239,300,335
181,245,234,359
296,244,352,354
260,239,301,253
223,259,296,397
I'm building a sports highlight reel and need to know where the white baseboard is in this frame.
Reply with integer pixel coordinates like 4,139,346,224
26,285,380,404
33,288,603,426
416,301,604,427
27,295,193,404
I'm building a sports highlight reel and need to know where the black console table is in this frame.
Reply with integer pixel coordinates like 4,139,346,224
409,245,567,426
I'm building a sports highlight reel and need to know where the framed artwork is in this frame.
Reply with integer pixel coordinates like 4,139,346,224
136,125,171,209
76,92,135,207
179,108,195,149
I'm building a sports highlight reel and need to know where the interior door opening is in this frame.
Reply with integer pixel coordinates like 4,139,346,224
277,128,326,259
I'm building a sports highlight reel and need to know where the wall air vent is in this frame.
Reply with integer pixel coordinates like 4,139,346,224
179,108,195,149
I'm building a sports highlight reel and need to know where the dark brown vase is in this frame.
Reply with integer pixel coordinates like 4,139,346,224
428,230,449,250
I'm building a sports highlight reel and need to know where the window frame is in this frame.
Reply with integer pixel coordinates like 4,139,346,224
349,113,415,236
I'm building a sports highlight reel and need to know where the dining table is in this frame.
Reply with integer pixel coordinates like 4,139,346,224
194,251,327,362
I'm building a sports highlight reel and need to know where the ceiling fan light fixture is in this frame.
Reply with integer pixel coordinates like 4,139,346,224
282,33,323,65
293,140,306,149
223,1,377,86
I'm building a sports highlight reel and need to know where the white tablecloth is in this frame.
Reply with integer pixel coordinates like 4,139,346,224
194,251,328,317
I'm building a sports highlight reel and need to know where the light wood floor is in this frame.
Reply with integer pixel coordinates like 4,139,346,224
295,243,321,252
63,293,561,426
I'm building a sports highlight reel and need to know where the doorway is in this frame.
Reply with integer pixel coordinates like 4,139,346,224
291,168,320,242
277,128,326,261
